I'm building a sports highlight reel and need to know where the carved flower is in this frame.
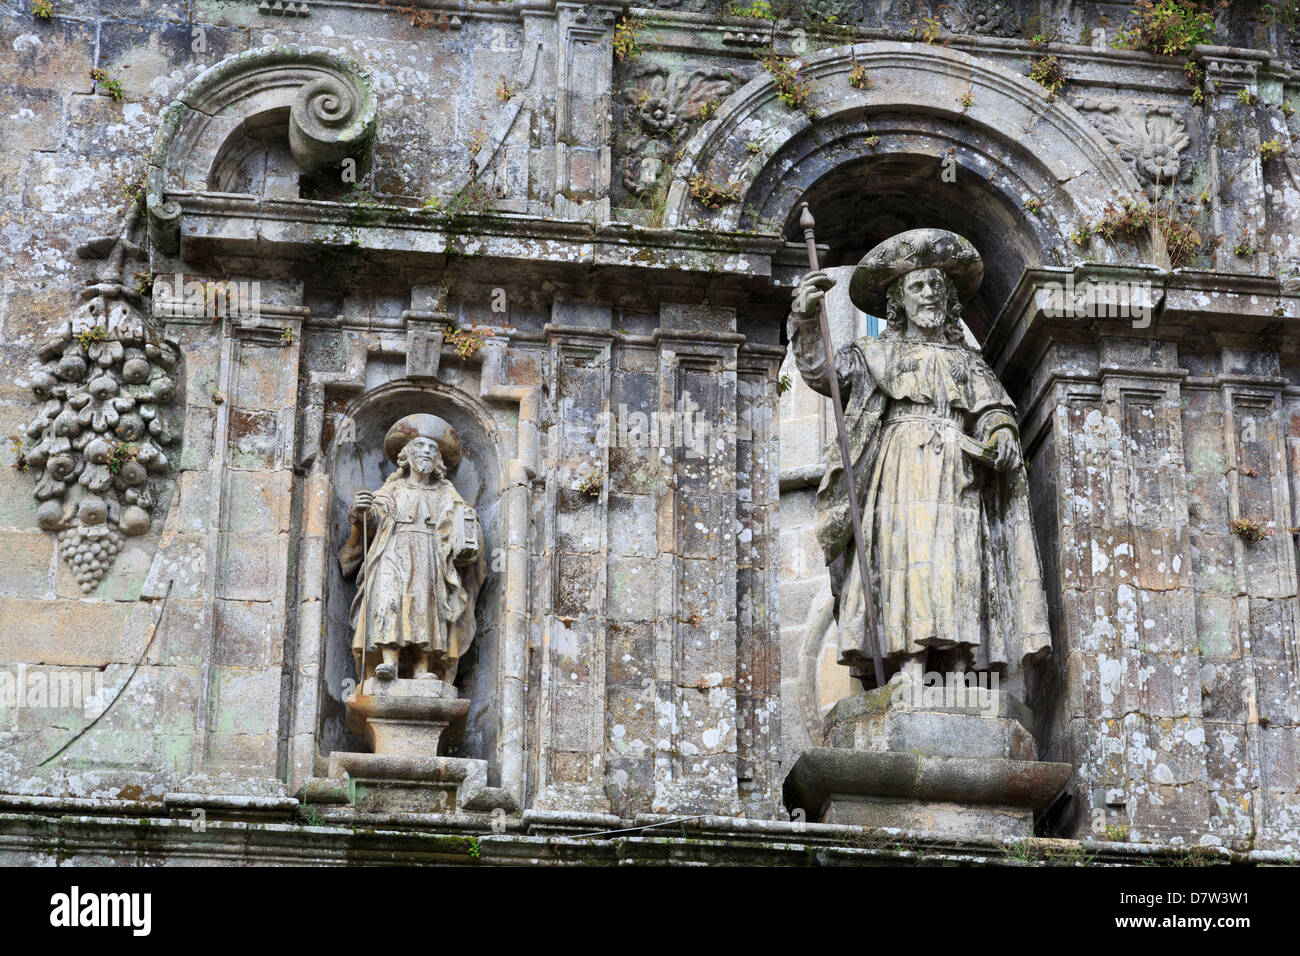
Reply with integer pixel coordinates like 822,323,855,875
967,1,1014,35
638,90,678,134
625,68,738,140
1076,100,1191,192
1136,113,1190,183
942,0,1015,37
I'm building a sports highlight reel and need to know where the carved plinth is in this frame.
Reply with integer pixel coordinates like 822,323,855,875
345,677,467,757
783,681,1072,840
310,679,517,815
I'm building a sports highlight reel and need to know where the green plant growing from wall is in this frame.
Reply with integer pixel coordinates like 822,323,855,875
613,16,644,62
90,68,124,102
760,51,816,117
1028,56,1066,94
575,468,604,497
30,0,52,18
688,173,742,209
1184,60,1207,104
1114,1,1215,56
76,325,106,350
727,0,774,18
10,436,28,472
1104,823,1130,842
1260,138,1286,161
106,441,138,476
848,62,872,90
1096,198,1153,243
911,16,942,44
445,325,490,359
1230,517,1272,544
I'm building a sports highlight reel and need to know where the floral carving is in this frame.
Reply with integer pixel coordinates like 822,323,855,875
773,0,863,21
941,0,1018,38
1075,100,1193,197
619,66,740,198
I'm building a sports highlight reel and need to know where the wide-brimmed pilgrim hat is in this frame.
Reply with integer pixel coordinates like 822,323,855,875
383,413,462,473
847,228,983,317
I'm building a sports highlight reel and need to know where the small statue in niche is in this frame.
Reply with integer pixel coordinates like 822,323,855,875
339,414,484,686
788,229,1052,688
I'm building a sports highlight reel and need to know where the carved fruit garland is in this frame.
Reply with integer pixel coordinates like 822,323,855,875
23,323,179,592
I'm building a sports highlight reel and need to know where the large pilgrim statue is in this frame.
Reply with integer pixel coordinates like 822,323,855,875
789,229,1052,688
339,414,485,685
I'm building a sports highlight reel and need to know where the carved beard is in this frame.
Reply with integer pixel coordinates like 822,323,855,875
906,301,946,329
403,448,445,480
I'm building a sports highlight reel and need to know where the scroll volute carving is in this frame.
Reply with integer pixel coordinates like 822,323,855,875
288,68,378,174
146,45,378,253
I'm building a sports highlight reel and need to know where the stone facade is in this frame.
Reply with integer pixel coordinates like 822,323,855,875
2,0,1300,863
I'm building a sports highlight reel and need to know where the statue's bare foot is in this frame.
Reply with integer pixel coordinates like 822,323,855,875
375,662,397,681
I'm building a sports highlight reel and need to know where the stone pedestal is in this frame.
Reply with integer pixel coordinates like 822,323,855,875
783,680,1072,840
300,679,517,815
346,677,467,756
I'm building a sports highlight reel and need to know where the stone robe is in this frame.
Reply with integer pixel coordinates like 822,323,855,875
791,323,1051,674
339,474,483,677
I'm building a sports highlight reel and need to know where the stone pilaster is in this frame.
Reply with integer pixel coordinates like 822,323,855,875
533,315,613,812
651,306,744,815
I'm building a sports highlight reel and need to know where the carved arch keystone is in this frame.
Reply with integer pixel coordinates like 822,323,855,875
146,45,378,253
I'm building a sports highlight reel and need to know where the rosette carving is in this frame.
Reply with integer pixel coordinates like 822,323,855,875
1075,100,1193,198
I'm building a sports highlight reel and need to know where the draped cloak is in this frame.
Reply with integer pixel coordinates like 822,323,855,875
790,323,1052,676
338,474,485,678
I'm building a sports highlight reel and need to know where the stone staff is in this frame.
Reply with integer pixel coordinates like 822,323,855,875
352,442,372,690
798,201,884,687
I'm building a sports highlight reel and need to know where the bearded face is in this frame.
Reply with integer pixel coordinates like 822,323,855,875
898,267,950,330
400,436,446,480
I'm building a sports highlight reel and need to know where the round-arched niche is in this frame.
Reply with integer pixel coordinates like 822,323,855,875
320,381,504,765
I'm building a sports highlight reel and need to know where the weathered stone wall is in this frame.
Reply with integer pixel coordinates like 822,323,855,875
2,0,1300,858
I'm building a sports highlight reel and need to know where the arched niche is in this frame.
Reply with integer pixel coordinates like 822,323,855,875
207,107,301,200
665,40,1150,331
145,45,377,253
321,381,505,769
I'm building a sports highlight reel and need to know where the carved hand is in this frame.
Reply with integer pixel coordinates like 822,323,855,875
790,270,835,322
991,430,1022,473
349,490,375,524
